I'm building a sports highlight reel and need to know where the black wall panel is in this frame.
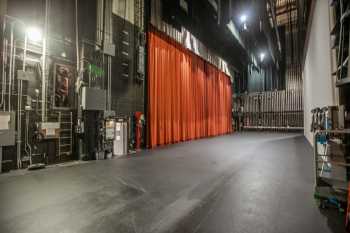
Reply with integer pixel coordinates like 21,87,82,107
111,15,144,116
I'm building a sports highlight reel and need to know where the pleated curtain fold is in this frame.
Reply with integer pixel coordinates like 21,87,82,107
148,27,233,148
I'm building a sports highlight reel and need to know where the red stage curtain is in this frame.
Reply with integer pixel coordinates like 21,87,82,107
148,28,232,148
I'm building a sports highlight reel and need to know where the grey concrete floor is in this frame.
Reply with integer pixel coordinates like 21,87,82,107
0,132,346,233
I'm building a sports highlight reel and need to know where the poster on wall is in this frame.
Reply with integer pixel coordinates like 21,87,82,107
53,63,74,109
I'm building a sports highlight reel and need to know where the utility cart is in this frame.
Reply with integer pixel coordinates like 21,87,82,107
314,129,350,211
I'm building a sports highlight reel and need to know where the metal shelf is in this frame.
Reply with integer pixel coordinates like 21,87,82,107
336,77,350,87
330,20,340,36
332,56,349,75
341,8,350,22
330,0,339,7
316,129,350,134
314,130,349,205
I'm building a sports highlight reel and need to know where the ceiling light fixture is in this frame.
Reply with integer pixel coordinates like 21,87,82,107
26,27,42,42
260,52,266,62
240,14,247,23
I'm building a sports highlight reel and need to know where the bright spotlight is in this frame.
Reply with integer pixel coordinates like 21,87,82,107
260,52,266,62
240,14,247,23
26,27,42,42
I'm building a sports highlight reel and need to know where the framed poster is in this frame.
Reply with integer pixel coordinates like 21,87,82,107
53,63,74,109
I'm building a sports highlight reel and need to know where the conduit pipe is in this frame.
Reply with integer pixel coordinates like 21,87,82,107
16,34,27,169
75,0,79,72
2,15,27,168
8,22,14,112
41,0,49,122
1,17,7,110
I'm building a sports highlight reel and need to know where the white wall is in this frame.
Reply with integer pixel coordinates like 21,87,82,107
303,0,336,145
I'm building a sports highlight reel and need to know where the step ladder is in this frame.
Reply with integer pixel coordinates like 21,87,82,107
58,111,73,160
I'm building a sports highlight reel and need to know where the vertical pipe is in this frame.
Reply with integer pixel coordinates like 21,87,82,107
285,90,287,127
25,110,32,164
97,0,100,44
278,91,281,128
75,0,79,72
16,34,27,168
144,0,150,143
267,92,269,127
22,36,27,71
0,146,2,173
41,0,49,122
17,79,22,168
103,0,112,110
108,55,111,110
292,89,294,126
274,91,276,129
16,41,20,168
282,91,284,127
289,89,292,126
275,91,277,128
1,17,6,110
263,93,266,127
97,0,103,45
279,91,280,129
2,39,7,111
288,90,291,126
8,23,14,111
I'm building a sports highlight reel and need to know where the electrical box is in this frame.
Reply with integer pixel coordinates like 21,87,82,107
17,70,35,82
38,122,60,139
103,42,116,57
105,119,116,141
0,112,15,146
113,119,128,156
137,46,145,78
104,110,116,141
81,87,106,111
103,110,116,119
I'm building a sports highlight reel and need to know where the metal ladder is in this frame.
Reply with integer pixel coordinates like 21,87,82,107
58,111,73,160
120,29,130,79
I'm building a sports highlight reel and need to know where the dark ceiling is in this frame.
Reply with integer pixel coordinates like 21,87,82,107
162,0,281,73
161,0,311,78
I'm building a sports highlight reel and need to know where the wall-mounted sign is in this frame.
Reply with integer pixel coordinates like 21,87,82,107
88,64,104,77
53,63,75,109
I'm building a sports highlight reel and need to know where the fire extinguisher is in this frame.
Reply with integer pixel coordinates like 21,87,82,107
134,112,144,150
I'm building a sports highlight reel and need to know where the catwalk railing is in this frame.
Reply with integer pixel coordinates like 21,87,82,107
235,90,303,131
